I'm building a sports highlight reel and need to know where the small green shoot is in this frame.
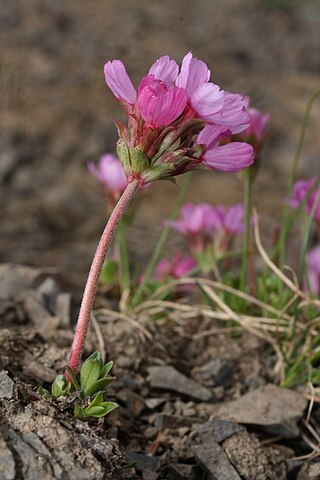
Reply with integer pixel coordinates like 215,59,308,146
38,351,118,420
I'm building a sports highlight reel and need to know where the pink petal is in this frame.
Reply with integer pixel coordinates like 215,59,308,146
104,60,136,104
196,124,229,150
209,93,250,133
149,55,179,87
202,142,254,172
138,85,187,127
176,52,211,96
190,83,225,120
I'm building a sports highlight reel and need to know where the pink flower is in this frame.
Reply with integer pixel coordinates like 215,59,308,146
245,106,270,141
196,125,254,172
104,57,186,128
88,154,128,199
168,202,246,256
289,178,320,224
306,246,320,296
137,75,187,128
154,254,197,281
175,52,225,122
104,53,254,184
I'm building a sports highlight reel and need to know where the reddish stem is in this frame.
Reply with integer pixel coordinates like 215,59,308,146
66,179,139,377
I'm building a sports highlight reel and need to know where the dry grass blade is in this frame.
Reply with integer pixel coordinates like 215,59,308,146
94,307,153,341
91,312,106,363
253,210,320,308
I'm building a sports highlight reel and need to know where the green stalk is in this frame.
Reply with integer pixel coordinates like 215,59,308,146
239,167,253,292
117,220,130,294
131,172,193,307
277,88,320,269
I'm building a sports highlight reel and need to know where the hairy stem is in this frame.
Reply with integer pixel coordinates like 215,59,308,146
66,180,139,377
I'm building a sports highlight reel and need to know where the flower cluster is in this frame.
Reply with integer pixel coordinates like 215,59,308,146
104,53,254,185
289,178,320,225
168,202,245,260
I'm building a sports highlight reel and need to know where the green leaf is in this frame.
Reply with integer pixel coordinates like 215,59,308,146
86,351,103,370
88,391,104,408
52,375,70,399
86,377,114,397
85,401,119,418
37,386,51,400
80,358,101,393
84,405,107,417
100,258,118,285
100,360,113,378
74,405,86,420
64,366,80,391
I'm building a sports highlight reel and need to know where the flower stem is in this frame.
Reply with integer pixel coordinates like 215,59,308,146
66,179,139,377
239,167,252,292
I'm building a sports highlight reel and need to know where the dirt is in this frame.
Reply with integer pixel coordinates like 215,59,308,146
0,265,318,478
1,0,320,478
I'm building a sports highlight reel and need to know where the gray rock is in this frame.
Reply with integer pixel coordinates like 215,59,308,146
0,437,15,480
195,419,245,444
0,371,14,400
148,365,212,402
194,359,233,387
0,264,42,300
297,461,320,480
192,441,241,480
37,277,60,313
55,293,71,327
216,384,307,438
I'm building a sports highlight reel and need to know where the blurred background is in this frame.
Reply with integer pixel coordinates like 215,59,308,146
0,0,319,291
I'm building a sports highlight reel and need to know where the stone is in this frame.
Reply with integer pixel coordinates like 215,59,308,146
192,441,241,480
194,359,233,387
0,436,15,480
0,264,43,300
0,371,14,400
55,293,71,327
216,384,307,438
148,366,212,402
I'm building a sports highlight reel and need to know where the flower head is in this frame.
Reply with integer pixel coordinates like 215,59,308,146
168,202,246,257
104,53,254,185
289,178,320,225
306,246,320,297
88,154,128,204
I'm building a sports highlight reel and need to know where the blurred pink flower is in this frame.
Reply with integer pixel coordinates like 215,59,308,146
289,178,320,224
242,97,270,141
104,53,254,184
154,254,197,281
168,202,246,256
88,154,128,200
306,246,320,297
